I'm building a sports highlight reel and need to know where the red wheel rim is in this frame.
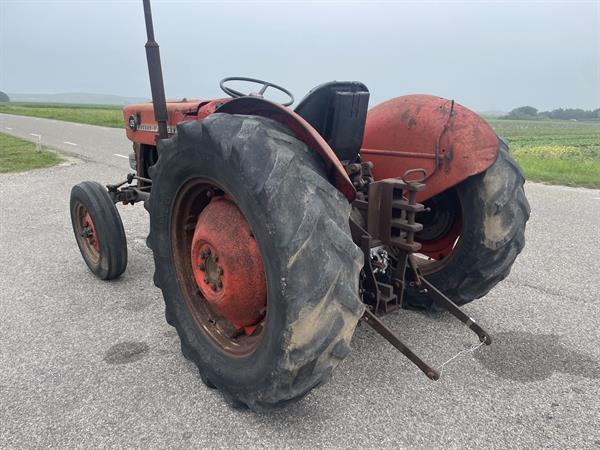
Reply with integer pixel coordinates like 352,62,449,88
419,215,461,261
83,212,100,251
415,188,462,272
74,202,100,263
170,179,267,357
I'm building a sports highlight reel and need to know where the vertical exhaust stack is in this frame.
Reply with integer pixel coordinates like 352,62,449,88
142,0,169,140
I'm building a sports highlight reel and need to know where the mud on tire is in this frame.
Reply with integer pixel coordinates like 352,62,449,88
404,140,531,308
145,114,364,411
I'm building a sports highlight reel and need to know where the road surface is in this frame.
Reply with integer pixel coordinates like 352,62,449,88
0,113,130,168
1,114,599,448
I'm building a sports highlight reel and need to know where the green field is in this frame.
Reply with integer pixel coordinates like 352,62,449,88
487,119,600,188
0,133,63,173
0,103,598,187
0,102,123,128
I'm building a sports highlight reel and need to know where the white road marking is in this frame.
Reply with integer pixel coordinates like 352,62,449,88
5,127,12,130
113,153,129,159
63,141,78,146
29,133,41,138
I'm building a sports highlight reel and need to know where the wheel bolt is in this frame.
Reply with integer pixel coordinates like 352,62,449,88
213,255,219,262
199,263,205,271
218,267,224,275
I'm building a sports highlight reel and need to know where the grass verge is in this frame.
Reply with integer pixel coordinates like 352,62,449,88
0,133,63,173
512,154,600,188
0,102,123,128
487,119,600,189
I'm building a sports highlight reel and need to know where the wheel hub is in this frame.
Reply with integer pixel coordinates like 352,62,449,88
190,196,267,332
197,246,224,292
81,211,99,251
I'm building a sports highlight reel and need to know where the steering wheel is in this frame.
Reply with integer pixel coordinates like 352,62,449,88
220,77,295,107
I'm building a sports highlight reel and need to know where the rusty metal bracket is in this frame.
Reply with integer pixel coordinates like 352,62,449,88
413,262,492,345
107,173,151,205
362,308,440,380
358,168,492,380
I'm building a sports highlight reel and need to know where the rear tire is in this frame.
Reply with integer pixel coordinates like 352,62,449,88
146,114,364,411
404,141,530,308
70,181,127,280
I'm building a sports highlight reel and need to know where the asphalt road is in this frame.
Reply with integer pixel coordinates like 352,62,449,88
0,113,130,169
1,115,599,448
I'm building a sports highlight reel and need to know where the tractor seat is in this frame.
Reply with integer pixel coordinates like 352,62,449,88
294,81,370,162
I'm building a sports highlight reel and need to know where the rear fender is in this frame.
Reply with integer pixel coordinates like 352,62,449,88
217,97,355,202
362,95,499,202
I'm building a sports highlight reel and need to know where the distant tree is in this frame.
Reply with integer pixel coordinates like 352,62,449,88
538,107,600,121
0,91,9,102
506,106,538,119
503,105,599,121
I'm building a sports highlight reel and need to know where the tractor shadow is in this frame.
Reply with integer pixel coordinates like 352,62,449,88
474,331,600,382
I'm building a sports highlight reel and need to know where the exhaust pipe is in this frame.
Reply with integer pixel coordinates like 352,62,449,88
142,0,169,140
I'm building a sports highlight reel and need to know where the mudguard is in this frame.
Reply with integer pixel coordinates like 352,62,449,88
217,97,356,201
362,95,500,202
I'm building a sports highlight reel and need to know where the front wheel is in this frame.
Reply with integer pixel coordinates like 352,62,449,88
70,181,127,280
404,140,530,308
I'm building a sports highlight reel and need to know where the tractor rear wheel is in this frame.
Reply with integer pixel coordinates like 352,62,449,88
70,181,127,280
146,114,363,411
404,141,530,308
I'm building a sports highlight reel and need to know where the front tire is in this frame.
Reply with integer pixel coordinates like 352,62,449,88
404,141,530,308
70,181,127,280
146,114,364,411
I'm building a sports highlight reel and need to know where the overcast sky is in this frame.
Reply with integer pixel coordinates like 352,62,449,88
0,0,598,111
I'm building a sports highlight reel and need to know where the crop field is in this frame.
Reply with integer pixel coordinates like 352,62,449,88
1,103,598,187
0,102,123,128
487,119,600,188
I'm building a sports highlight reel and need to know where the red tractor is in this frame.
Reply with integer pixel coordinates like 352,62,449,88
70,0,529,411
